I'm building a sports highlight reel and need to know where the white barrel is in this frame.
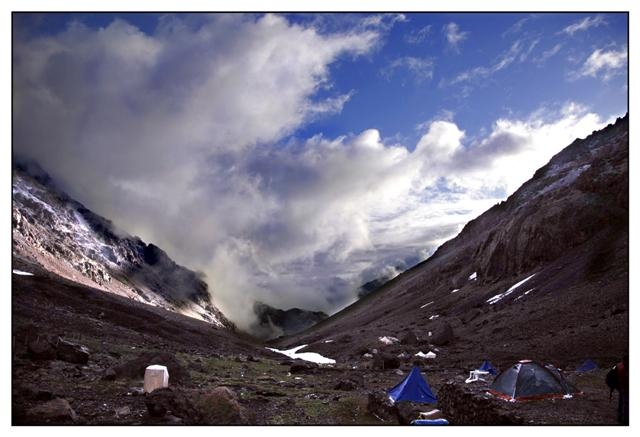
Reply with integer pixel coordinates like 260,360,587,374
143,365,169,393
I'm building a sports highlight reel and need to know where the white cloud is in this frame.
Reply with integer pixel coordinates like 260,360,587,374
381,56,435,84
445,39,523,86
405,25,432,44
561,15,607,36
443,22,468,52
574,47,628,81
12,14,615,336
533,43,562,64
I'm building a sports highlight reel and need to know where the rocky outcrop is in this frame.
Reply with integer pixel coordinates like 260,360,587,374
55,338,90,364
26,398,77,423
12,161,232,328
145,386,248,425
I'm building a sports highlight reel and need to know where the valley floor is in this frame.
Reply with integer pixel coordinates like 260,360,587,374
11,262,621,426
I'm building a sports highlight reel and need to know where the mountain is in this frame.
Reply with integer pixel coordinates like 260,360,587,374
275,115,629,368
251,301,328,339
12,161,232,329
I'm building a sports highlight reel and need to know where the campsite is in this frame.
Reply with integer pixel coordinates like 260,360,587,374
11,11,629,426
12,265,620,425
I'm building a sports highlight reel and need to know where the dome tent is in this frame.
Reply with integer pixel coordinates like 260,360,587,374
489,360,580,402
576,359,598,372
478,360,497,375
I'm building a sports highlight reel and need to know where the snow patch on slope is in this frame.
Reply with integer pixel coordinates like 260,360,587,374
487,273,536,305
266,344,336,364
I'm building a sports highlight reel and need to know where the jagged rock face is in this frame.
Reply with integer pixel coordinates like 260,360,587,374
464,117,629,281
251,301,328,339
12,162,232,329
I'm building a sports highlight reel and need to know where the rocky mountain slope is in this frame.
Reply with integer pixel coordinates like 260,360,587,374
12,162,231,328
276,115,629,370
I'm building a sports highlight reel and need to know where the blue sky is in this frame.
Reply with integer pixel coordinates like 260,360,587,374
292,13,628,145
12,12,628,332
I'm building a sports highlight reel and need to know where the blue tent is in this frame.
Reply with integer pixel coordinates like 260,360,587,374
576,359,598,372
388,366,437,404
478,360,497,375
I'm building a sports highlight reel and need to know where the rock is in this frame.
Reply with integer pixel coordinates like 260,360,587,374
438,382,524,425
289,361,319,374
430,321,455,346
400,331,419,345
27,398,77,423
194,387,248,425
146,387,247,425
372,353,401,370
334,380,357,391
396,402,423,425
114,406,131,417
394,369,404,376
367,390,398,422
145,388,181,418
334,374,364,391
103,368,117,381
27,338,56,361
55,338,90,364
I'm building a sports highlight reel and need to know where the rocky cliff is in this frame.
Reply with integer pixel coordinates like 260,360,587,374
12,161,232,328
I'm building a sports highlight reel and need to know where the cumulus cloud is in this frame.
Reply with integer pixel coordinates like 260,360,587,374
561,15,607,36
12,14,613,336
573,47,628,81
443,22,468,52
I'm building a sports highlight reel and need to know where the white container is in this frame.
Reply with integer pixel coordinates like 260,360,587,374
144,365,169,393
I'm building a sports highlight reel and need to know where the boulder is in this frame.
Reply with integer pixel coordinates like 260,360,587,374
193,387,248,425
27,338,56,361
27,398,77,423
289,361,319,374
430,321,455,346
366,390,398,422
145,387,247,425
400,331,419,345
372,353,401,370
55,338,90,364
145,387,197,423
334,374,364,391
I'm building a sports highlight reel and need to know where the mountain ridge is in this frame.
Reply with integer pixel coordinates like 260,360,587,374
12,161,232,329
275,114,628,368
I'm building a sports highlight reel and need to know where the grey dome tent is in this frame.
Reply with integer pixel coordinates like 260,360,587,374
489,360,580,402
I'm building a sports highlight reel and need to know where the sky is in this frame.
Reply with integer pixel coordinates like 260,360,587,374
11,11,629,334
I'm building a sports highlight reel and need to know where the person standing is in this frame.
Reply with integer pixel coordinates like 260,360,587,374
616,356,629,425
